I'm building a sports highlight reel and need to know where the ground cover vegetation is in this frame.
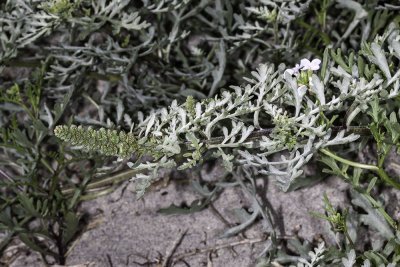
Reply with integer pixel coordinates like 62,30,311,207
1,0,400,265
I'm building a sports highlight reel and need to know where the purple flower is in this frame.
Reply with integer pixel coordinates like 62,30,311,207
285,64,302,77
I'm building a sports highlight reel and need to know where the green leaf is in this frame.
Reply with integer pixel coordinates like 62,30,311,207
185,132,199,148
352,167,362,186
321,47,329,81
0,209,15,228
220,204,258,238
53,86,74,125
351,190,394,240
32,119,49,133
18,194,41,217
286,173,327,192
370,43,392,79
368,97,381,124
363,251,389,266
366,177,377,194
357,56,365,78
13,129,34,149
330,48,351,73
287,239,311,259
310,74,325,105
63,212,80,245
157,199,209,215
209,40,226,97
319,155,346,179
19,234,57,257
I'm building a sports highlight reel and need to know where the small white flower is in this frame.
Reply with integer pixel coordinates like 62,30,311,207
300,58,321,71
285,64,302,77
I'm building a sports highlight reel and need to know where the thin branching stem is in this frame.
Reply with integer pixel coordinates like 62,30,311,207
320,148,400,190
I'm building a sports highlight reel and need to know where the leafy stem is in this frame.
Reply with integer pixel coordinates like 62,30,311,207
60,168,146,196
320,148,400,191
319,148,378,171
56,126,375,195
310,192,355,249
343,225,355,250
377,168,400,191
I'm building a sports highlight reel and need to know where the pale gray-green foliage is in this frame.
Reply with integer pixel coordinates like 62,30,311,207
127,26,399,197
235,0,312,62
351,190,394,240
2,0,304,120
296,242,325,267
0,0,149,63
341,249,356,267
245,0,312,23
2,0,400,265
290,244,398,267
128,26,400,196
0,1,56,65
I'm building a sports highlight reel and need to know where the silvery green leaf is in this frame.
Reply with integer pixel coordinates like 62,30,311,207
220,198,259,238
331,65,352,78
195,102,202,119
284,71,307,117
333,77,350,95
160,108,168,121
145,113,156,137
387,69,400,88
251,63,270,84
370,43,392,79
362,259,371,267
351,65,359,78
124,114,133,129
178,108,186,127
342,249,356,267
298,241,325,266
42,103,54,127
389,79,399,98
259,165,287,176
117,12,150,32
209,40,226,97
185,132,199,147
116,100,124,123
335,0,367,42
351,190,394,240
310,74,325,104
218,149,234,172
157,134,180,154
190,180,212,197
238,125,254,143
322,131,359,147
391,40,400,60
98,106,104,122
204,113,224,139
222,126,229,141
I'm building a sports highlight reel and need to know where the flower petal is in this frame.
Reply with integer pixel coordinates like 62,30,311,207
300,59,311,70
285,64,302,76
310,59,321,70
285,69,295,75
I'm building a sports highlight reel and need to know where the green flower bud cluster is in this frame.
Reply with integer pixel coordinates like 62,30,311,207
42,0,79,18
185,95,196,115
54,125,137,158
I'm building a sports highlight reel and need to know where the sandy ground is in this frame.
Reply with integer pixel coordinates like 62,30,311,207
8,149,400,267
